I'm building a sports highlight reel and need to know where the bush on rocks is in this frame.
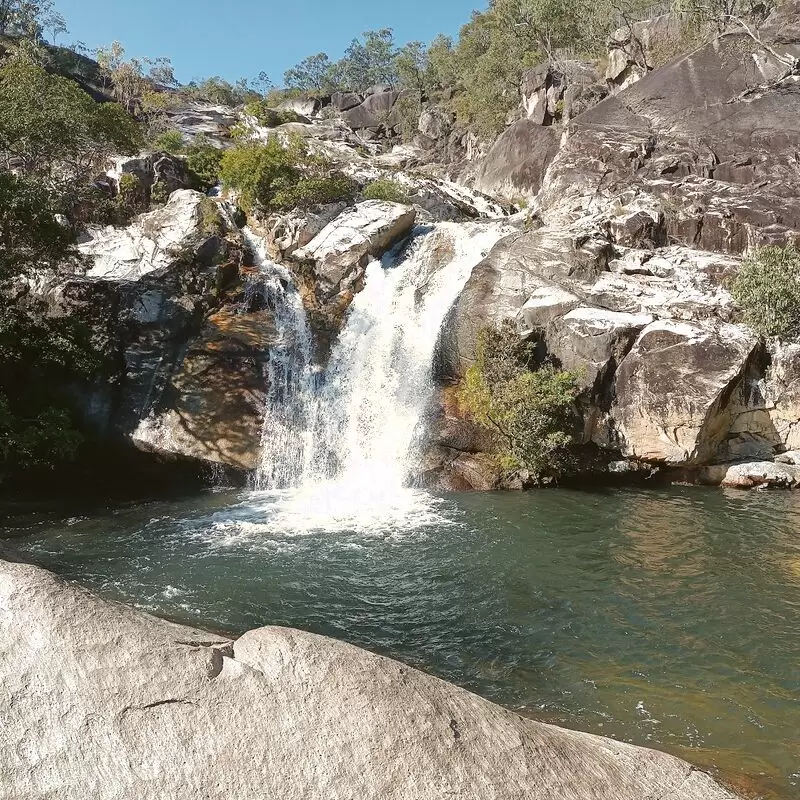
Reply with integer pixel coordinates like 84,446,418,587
731,245,800,339
459,321,581,482
220,135,355,212
363,179,412,205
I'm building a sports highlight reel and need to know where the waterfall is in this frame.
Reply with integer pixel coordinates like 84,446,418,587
302,222,506,493
243,229,316,490
246,219,510,515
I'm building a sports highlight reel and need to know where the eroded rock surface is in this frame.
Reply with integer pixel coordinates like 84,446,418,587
292,199,416,297
0,556,740,800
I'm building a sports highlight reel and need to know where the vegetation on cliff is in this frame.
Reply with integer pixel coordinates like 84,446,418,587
0,53,139,478
731,245,800,339
219,136,357,213
459,322,581,482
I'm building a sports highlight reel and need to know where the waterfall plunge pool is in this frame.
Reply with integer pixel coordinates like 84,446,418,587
3,484,799,799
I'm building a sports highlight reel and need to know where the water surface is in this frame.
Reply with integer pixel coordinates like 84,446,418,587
3,485,799,798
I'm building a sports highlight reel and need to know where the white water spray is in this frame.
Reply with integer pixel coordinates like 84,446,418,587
243,230,316,490
245,218,511,531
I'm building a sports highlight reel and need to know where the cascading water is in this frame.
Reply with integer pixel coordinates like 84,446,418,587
303,222,506,490
244,218,511,532
242,229,316,490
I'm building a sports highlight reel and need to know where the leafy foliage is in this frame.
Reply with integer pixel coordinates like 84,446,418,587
185,135,223,190
362,179,411,205
284,53,335,93
219,136,355,212
151,128,185,154
0,52,124,478
0,172,75,279
730,245,800,339
0,302,101,476
0,56,141,188
243,101,303,127
459,321,580,481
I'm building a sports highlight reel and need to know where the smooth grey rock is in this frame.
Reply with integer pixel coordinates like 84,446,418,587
547,307,652,391
331,91,363,111
474,119,560,202
418,106,453,140
596,320,759,463
0,557,740,800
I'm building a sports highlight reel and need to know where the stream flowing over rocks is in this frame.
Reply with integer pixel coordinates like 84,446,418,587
0,552,740,800
29,0,800,493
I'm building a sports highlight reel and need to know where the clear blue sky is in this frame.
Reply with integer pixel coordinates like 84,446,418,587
54,0,486,86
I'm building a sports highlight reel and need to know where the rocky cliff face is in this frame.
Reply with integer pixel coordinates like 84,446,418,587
30,5,800,489
0,552,740,800
430,2,800,489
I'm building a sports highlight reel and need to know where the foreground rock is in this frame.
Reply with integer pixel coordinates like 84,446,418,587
0,556,738,800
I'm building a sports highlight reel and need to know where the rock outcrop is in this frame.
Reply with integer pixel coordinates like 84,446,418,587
0,555,740,800
42,192,277,472
292,199,416,302
433,5,800,488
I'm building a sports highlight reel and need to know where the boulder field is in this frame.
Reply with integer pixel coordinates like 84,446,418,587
0,553,739,800
427,1,800,489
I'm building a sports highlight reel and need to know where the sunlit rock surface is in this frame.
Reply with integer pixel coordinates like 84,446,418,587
0,556,740,800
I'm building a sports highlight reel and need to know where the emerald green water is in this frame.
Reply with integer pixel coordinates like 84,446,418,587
3,485,799,797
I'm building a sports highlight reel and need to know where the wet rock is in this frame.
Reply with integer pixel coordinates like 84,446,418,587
292,200,416,297
0,556,743,800
164,101,237,147
700,461,800,489
132,308,271,470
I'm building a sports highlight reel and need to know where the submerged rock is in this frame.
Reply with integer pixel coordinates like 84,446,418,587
0,556,740,800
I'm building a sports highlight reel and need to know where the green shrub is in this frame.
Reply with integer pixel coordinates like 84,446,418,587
198,197,225,237
220,135,349,212
363,179,412,205
185,135,223,190
458,321,580,482
243,100,303,128
273,173,358,210
151,129,185,154
117,172,146,216
730,245,800,339
150,182,170,205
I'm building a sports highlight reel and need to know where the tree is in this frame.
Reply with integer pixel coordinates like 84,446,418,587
340,28,398,88
0,56,141,189
219,136,356,212
40,4,65,43
426,34,457,90
0,0,48,38
730,245,800,339
284,52,334,92
394,41,428,92
0,173,100,478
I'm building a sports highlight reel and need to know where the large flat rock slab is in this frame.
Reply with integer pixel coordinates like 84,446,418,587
0,556,739,800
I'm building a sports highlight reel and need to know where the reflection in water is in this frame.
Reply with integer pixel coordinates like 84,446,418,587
2,485,800,799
